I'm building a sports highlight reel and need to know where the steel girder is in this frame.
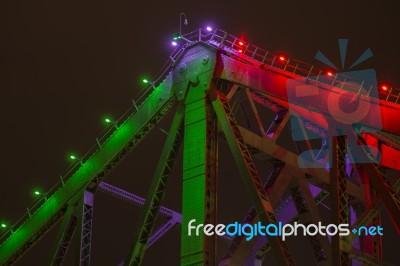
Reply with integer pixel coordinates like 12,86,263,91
215,83,396,265
147,217,179,248
238,127,364,200
218,85,342,265
354,133,400,233
239,89,364,200
290,115,331,263
348,176,400,249
127,104,185,265
173,44,218,266
245,88,266,135
210,88,295,265
255,85,396,259
294,177,331,264
362,164,400,234
330,136,350,265
97,182,182,221
220,159,286,265
78,191,95,266
49,206,78,266
215,50,399,263
1,38,399,266
0,81,176,264
371,202,382,261
98,182,184,249
48,190,95,266
181,96,218,265
219,165,294,266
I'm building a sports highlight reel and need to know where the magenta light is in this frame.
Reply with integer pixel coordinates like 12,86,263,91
206,26,213,32
171,41,178,46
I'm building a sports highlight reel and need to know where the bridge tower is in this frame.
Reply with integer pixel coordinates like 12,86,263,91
0,28,399,266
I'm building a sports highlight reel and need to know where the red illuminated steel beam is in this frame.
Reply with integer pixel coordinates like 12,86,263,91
353,132,400,233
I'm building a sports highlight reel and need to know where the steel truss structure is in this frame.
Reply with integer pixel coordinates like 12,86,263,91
0,28,399,266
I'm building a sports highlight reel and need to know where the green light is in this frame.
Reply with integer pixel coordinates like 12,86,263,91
142,79,149,84
172,33,181,40
105,118,111,123
70,155,76,160
34,191,41,196
1,223,6,228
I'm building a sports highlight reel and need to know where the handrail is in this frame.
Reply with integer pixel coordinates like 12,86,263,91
186,28,399,104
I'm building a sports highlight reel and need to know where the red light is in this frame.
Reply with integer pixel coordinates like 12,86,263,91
278,56,286,61
326,71,334,77
238,49,243,53
380,83,390,92
239,41,244,46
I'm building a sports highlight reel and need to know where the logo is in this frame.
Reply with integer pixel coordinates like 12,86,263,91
187,219,383,241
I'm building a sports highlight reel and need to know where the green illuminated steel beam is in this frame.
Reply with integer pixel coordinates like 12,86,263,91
128,104,185,265
210,89,295,265
181,94,218,265
0,74,176,264
48,205,78,266
155,43,217,265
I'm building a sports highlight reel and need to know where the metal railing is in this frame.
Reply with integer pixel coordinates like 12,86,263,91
182,28,400,104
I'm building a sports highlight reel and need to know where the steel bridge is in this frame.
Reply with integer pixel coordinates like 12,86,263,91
0,28,399,266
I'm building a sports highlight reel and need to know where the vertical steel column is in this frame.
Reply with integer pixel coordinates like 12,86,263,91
127,105,184,266
204,99,218,265
181,95,217,265
330,136,350,265
79,191,94,266
211,89,295,265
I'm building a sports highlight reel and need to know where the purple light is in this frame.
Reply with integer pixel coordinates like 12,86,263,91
206,26,212,32
171,41,178,46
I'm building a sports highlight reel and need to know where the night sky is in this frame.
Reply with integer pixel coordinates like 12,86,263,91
0,0,399,265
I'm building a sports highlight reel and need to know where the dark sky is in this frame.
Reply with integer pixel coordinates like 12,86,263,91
0,0,399,265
